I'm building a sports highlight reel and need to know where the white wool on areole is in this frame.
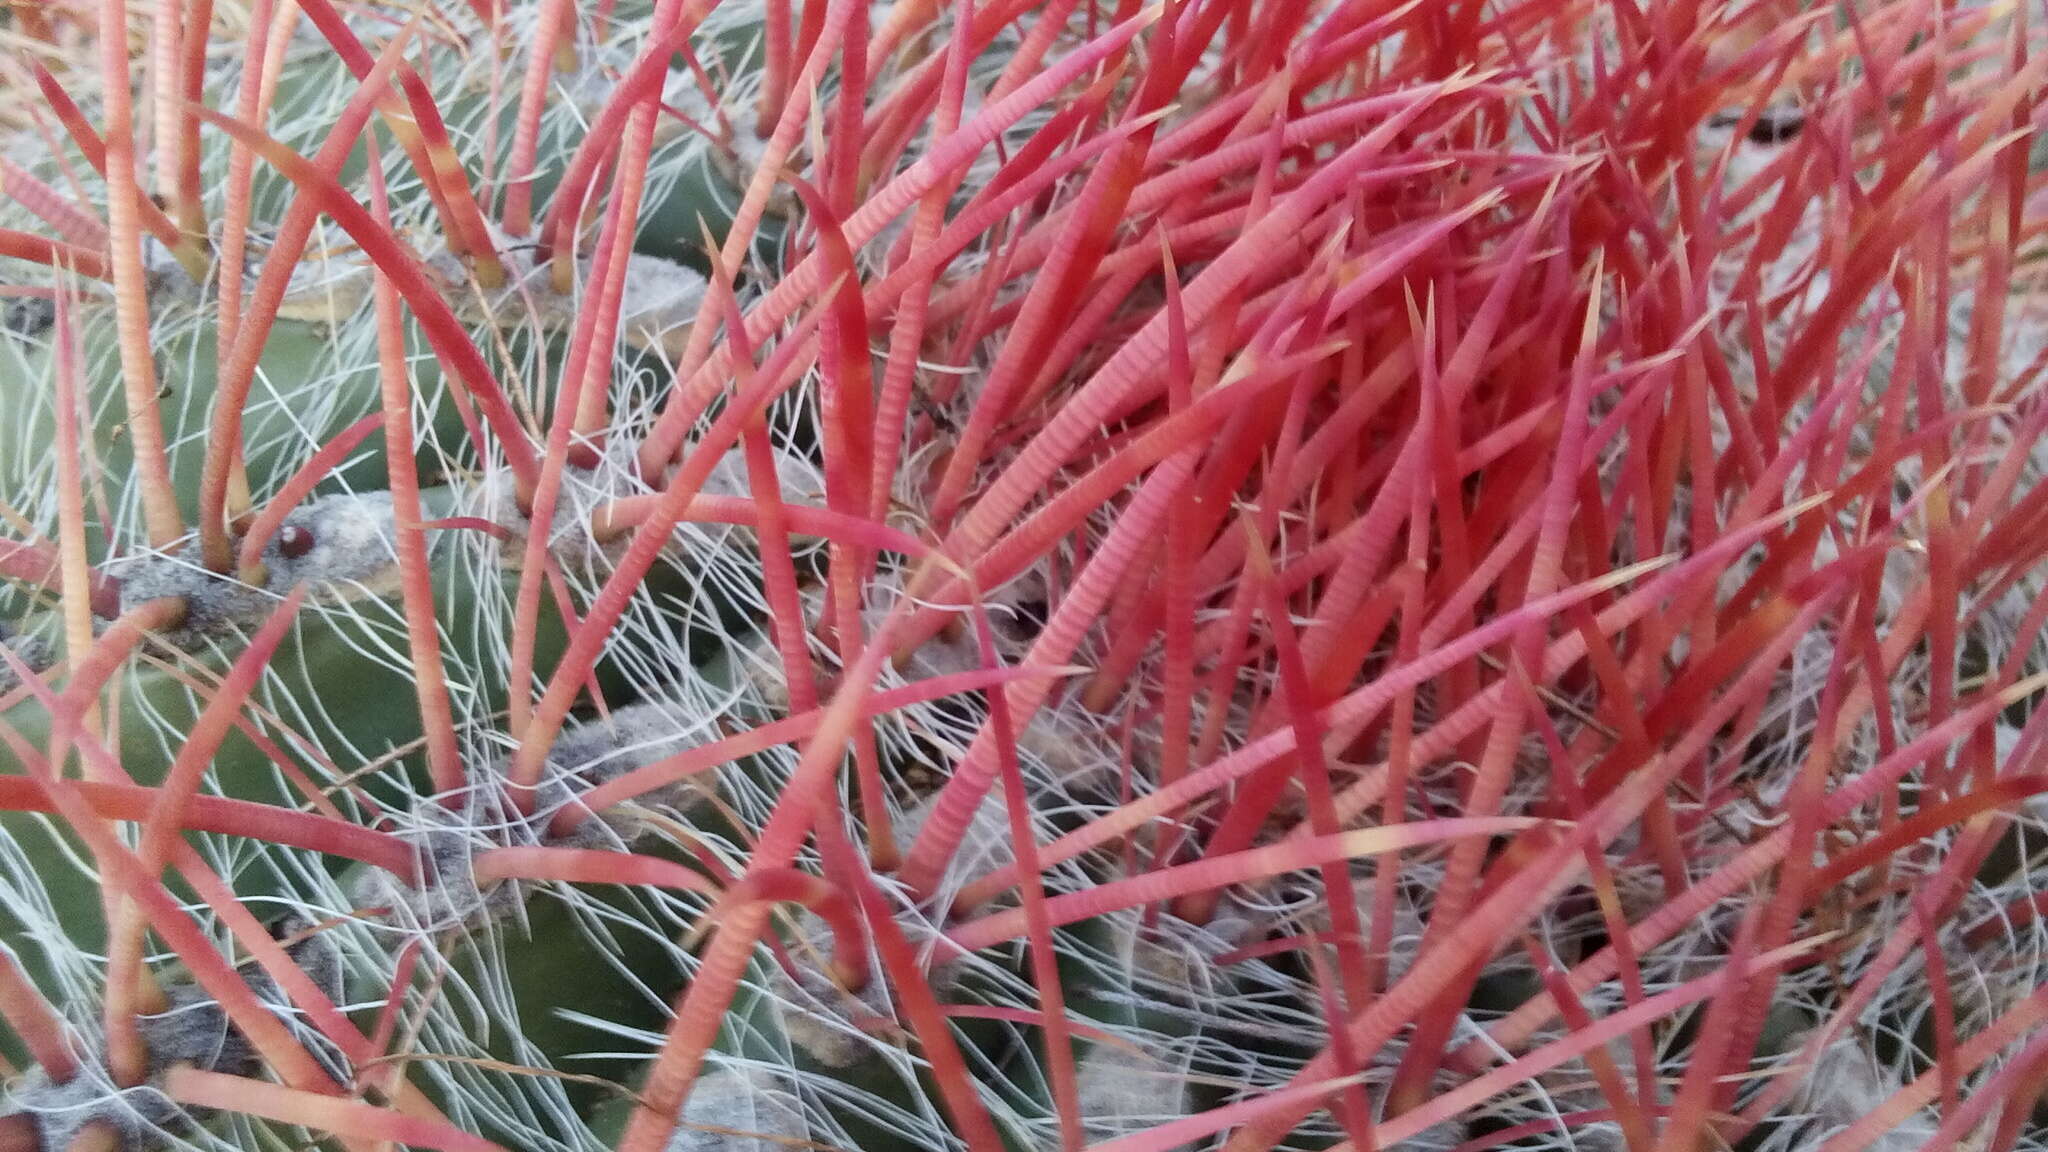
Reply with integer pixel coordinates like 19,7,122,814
420,224,710,360
0,623,53,697
771,789,1013,1068
1073,1047,1194,1143
354,694,734,931
110,491,404,642
663,1065,812,1152
0,916,345,1152
469,433,824,575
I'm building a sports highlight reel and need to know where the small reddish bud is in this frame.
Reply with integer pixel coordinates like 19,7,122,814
278,524,315,559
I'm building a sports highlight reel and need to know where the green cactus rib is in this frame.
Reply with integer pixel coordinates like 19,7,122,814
3,0,1276,1145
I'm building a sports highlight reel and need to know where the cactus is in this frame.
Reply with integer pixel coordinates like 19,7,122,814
3,0,2048,1150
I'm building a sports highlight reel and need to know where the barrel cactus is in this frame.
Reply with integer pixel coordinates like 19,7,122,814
2,0,2047,1149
